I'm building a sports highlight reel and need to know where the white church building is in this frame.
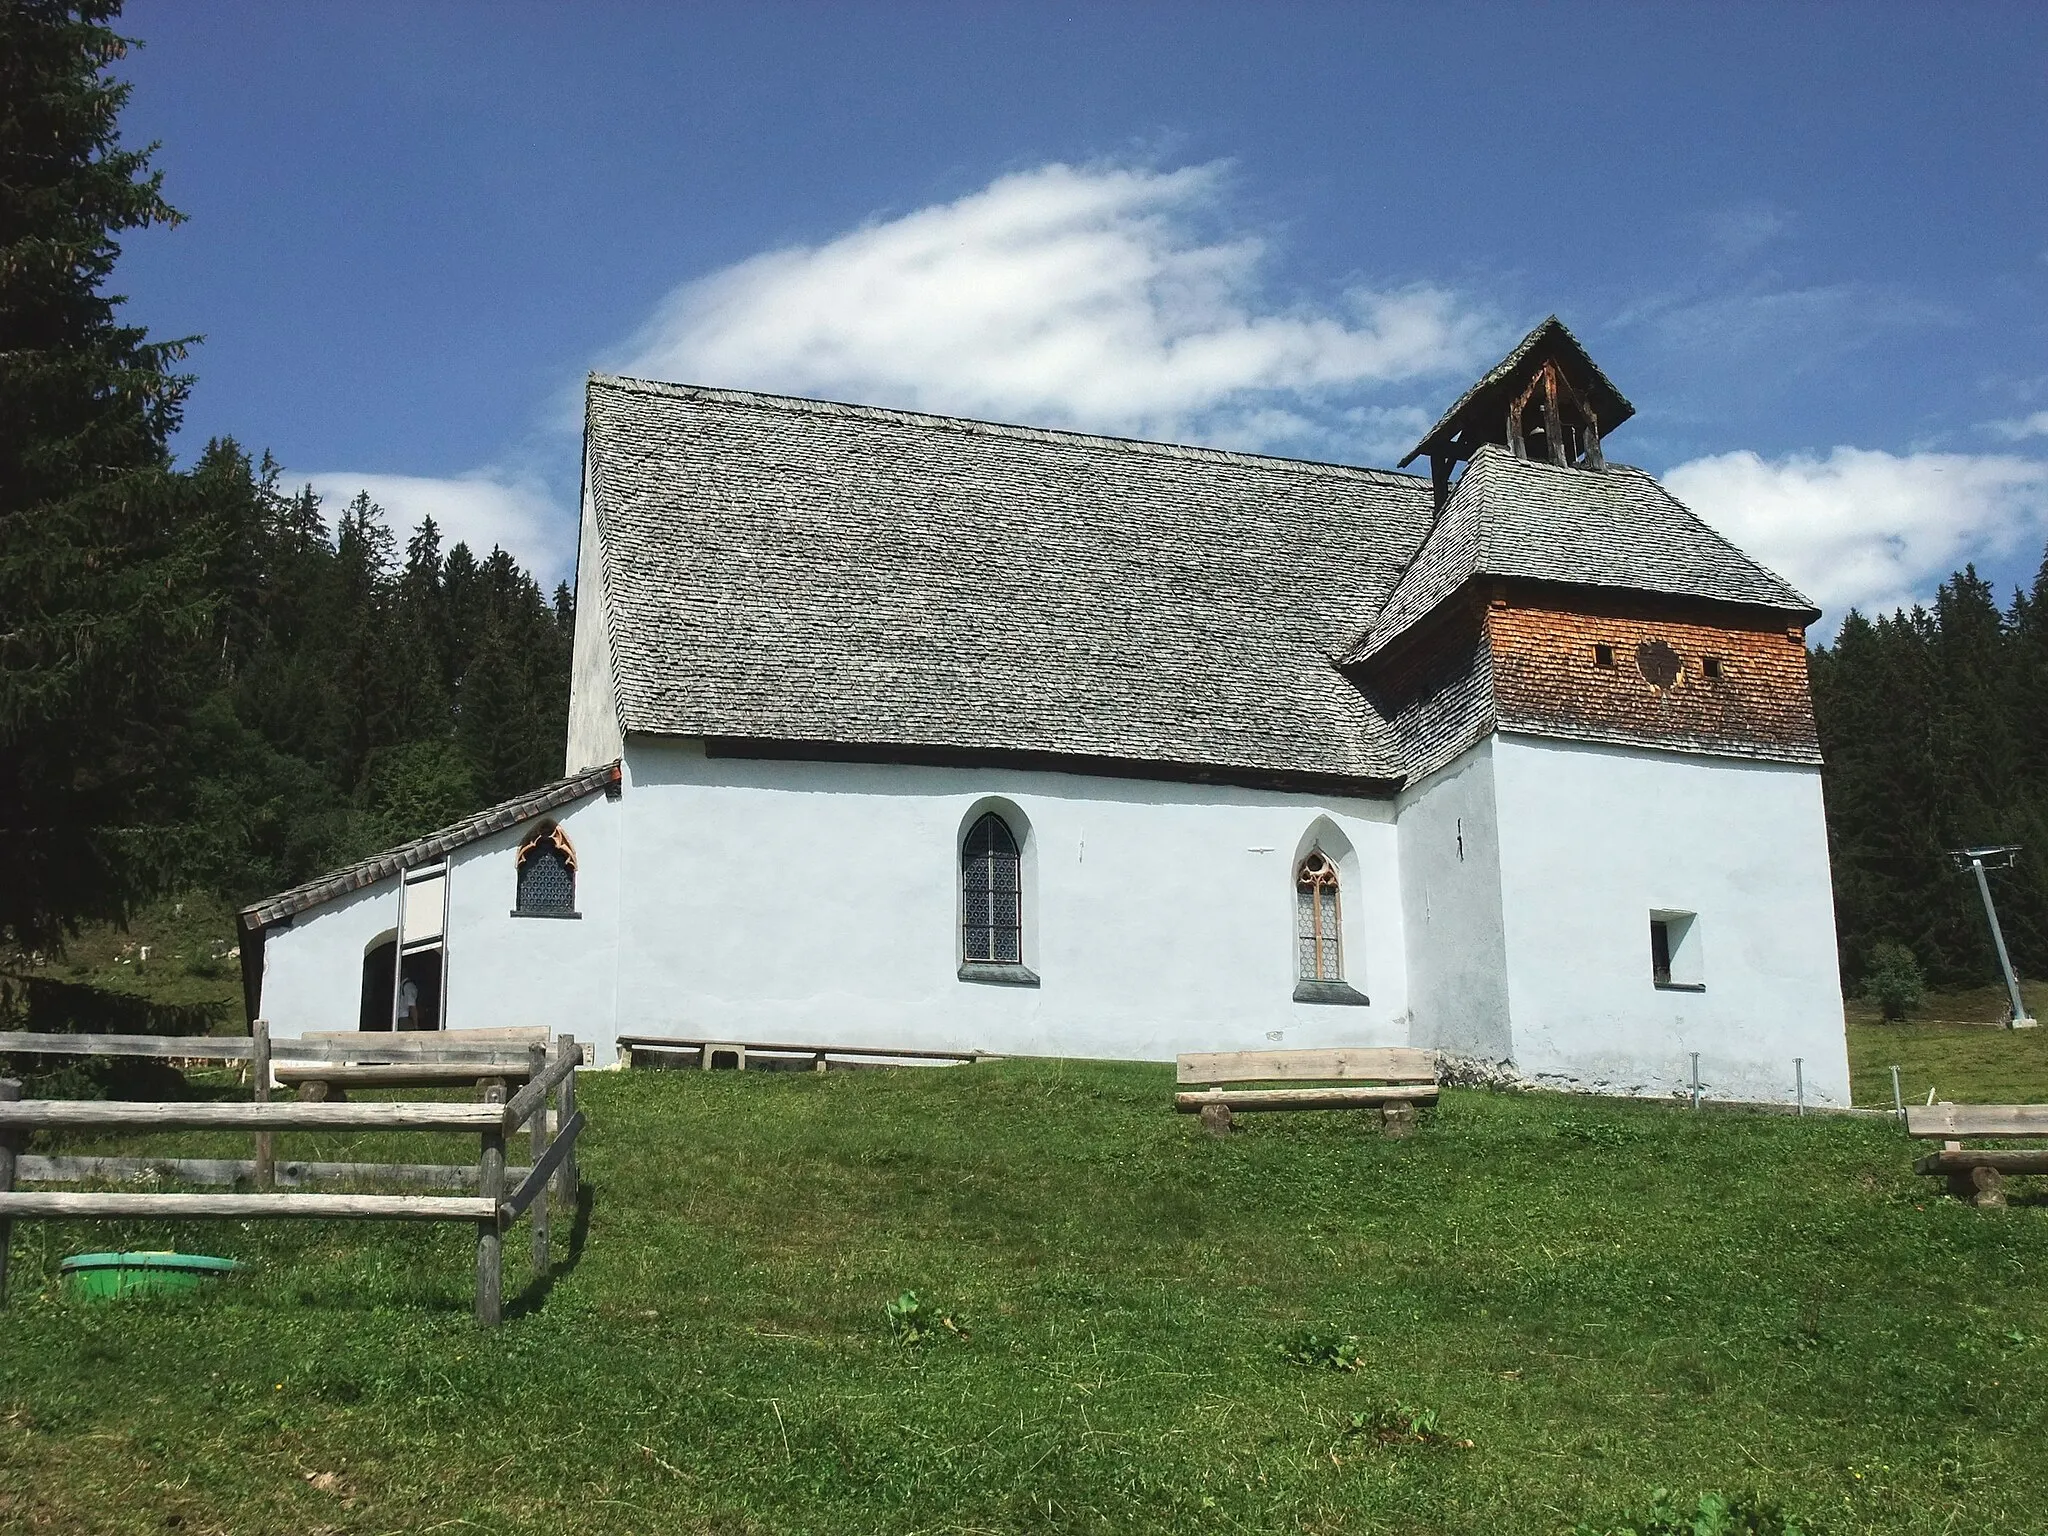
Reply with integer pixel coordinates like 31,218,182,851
238,319,1853,1104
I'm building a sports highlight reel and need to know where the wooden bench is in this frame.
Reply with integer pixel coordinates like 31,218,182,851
275,1061,536,1100
282,1027,551,1101
1175,1048,1440,1138
617,1034,982,1072
1907,1102,2048,1208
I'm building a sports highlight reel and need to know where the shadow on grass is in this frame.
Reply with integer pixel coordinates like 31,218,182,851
505,1181,595,1321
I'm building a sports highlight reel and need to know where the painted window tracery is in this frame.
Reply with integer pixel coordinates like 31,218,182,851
516,822,577,916
1296,849,1343,982
962,812,1022,964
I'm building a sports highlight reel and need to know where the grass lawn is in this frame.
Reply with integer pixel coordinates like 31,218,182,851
3,893,245,1018
1845,978,2048,1108
3,1060,2046,1535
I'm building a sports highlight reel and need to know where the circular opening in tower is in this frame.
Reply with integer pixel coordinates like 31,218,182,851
1636,640,1684,690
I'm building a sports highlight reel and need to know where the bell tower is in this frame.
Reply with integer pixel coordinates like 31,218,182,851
1348,316,1823,783
1400,315,1634,506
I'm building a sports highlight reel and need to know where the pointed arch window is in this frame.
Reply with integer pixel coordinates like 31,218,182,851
962,812,1022,964
1296,849,1343,982
514,821,579,918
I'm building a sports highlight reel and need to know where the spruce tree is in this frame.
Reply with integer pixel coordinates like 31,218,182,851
0,1,218,946
1812,546,2048,990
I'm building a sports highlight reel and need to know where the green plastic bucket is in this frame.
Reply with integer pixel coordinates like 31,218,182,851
58,1251,244,1301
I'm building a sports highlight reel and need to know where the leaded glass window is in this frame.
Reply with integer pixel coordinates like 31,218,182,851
1296,849,1342,981
516,823,577,915
962,812,1022,964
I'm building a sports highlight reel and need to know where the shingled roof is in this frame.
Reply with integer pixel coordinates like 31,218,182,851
239,350,1831,930
239,761,621,930
582,377,1436,789
1400,316,1634,473
1346,446,1820,664
581,374,1823,791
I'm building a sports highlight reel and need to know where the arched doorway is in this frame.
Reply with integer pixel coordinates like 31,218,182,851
360,932,443,1031
360,936,396,1031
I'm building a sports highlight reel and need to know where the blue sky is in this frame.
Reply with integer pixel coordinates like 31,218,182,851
114,1,2048,627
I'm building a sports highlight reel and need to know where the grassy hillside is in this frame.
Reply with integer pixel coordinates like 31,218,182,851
1845,978,2048,1106
1,895,244,1033
3,1062,2045,1535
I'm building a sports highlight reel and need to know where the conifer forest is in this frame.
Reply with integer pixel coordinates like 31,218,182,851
1,2,568,951
1810,561,2048,992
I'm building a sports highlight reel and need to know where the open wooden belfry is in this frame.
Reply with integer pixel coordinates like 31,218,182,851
1401,315,1636,505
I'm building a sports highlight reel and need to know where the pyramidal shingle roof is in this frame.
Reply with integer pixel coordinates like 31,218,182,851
1400,315,1634,471
1346,445,1819,664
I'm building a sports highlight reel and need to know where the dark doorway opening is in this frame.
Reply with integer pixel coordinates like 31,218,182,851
360,940,396,1031
360,939,444,1031
397,948,443,1031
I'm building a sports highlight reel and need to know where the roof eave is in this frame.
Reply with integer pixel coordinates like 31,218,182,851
239,760,623,930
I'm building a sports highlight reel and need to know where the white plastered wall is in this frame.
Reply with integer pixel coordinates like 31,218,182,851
1395,737,1512,1059
609,740,1409,1062
255,730,1849,1096
1489,733,1851,1106
256,877,404,1037
439,791,621,1044
256,789,622,1057
563,473,623,775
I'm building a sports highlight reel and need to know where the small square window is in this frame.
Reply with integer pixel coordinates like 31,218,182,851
1702,656,1723,680
1593,644,1616,669
1651,910,1704,990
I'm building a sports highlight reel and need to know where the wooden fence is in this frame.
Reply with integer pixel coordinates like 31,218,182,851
0,1026,583,1326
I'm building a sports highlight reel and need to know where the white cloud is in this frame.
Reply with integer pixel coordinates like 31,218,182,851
604,161,1495,452
304,471,574,587
1663,447,2048,625
303,162,1486,593
1987,409,2048,441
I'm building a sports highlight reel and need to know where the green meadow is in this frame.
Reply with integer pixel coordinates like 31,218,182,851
3,1028,2046,1535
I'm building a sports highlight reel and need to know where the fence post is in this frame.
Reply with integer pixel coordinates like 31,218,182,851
555,1035,579,1211
1795,1057,1805,1117
1891,1065,1904,1124
252,1019,274,1190
476,1080,506,1327
0,1079,18,1307
527,1041,551,1279
1689,1052,1701,1110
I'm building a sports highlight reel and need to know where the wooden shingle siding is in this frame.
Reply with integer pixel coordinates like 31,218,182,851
1487,588,1820,763
1348,593,1499,786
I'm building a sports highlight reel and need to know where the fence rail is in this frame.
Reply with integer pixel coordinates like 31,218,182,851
0,1030,538,1066
0,1100,505,1131
18,1155,528,1190
0,1027,583,1326
0,1191,497,1221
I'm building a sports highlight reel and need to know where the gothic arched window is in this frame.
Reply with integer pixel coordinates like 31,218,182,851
1296,849,1343,982
515,821,578,917
961,812,1022,964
